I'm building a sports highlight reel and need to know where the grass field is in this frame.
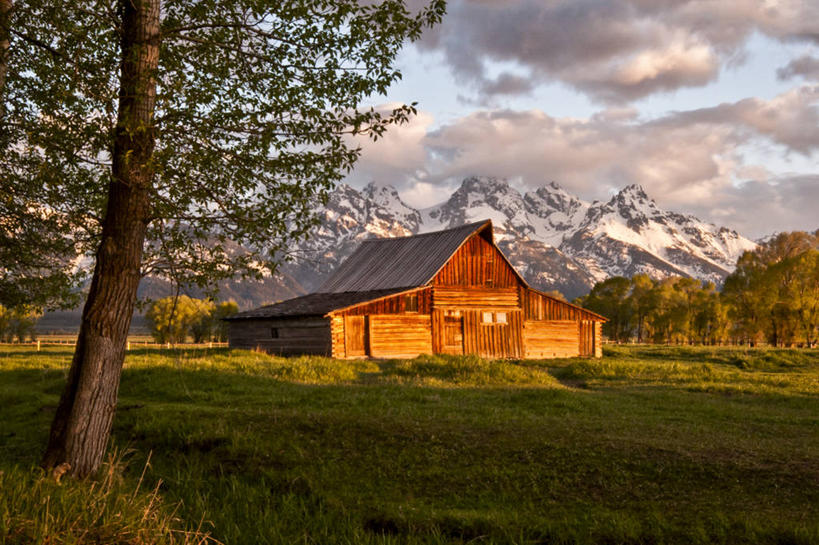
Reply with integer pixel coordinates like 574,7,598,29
1,345,818,544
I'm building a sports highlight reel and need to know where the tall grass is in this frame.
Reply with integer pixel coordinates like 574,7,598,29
0,450,216,544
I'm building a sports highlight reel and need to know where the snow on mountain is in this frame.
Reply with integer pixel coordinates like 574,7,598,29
564,184,756,283
279,177,757,302
421,176,534,240
523,181,589,246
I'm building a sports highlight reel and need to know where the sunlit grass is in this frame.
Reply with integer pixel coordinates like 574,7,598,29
1,345,818,544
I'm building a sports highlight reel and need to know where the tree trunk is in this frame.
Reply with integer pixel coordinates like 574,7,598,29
42,0,159,479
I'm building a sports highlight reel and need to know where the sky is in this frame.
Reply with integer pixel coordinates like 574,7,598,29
345,0,819,239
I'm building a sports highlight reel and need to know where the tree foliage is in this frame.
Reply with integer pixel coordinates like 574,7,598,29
0,303,41,342
579,231,819,347
723,231,819,346
145,296,237,344
2,0,446,295
578,275,729,345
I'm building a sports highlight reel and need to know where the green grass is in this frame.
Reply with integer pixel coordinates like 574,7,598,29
1,345,818,544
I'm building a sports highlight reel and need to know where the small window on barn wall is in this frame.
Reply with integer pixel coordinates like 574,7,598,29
496,312,507,324
270,328,279,338
405,293,418,313
482,311,493,323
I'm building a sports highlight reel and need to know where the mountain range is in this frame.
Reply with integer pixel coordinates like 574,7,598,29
274,176,756,302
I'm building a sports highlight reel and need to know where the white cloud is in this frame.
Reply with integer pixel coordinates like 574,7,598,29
417,0,819,103
350,86,818,237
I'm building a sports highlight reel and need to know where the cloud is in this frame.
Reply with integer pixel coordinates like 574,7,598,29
660,85,819,154
778,55,819,81
418,0,819,103
344,104,435,188
706,175,819,238
350,85,818,236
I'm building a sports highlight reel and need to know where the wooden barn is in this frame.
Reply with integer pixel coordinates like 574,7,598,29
226,220,606,359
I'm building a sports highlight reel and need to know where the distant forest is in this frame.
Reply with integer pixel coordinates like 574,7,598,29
575,231,819,347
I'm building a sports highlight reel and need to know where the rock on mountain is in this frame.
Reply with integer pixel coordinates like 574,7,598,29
278,176,756,303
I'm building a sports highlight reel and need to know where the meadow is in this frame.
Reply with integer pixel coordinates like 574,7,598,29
1,345,818,544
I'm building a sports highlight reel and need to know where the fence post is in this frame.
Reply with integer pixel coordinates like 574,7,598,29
37,339,41,351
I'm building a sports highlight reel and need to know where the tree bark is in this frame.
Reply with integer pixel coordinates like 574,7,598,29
42,0,160,478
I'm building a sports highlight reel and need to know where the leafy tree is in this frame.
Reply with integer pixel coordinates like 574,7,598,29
189,299,217,343
647,279,676,344
0,304,41,342
145,295,212,344
580,276,633,342
774,249,819,347
212,300,239,342
2,0,444,477
0,303,9,340
690,282,728,345
723,231,819,347
723,250,770,345
629,274,654,343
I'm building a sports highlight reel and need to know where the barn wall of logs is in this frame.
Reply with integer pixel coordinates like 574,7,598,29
432,234,519,288
228,318,331,356
523,320,580,359
369,315,433,358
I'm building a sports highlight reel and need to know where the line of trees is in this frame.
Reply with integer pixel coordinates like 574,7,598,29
576,231,819,347
145,296,238,344
0,304,41,342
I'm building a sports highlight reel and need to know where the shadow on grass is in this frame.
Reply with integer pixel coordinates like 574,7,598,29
3,351,819,545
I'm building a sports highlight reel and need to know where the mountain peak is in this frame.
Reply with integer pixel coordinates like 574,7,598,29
363,180,397,193
618,184,650,200
459,175,513,193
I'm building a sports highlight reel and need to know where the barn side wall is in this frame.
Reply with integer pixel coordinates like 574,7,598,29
369,315,432,358
523,320,580,359
228,317,331,356
462,309,524,359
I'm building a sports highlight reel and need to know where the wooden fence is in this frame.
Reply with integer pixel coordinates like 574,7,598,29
0,337,229,351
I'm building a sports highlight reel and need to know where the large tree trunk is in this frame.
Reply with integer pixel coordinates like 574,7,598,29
42,0,160,478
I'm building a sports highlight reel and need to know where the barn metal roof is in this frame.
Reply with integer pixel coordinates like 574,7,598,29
317,220,495,293
225,288,409,320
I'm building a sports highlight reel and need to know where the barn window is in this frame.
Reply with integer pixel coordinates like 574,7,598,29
496,312,507,324
482,311,493,323
270,328,279,338
405,293,418,313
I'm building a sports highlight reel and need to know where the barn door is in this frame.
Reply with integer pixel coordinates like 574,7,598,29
442,314,464,355
344,315,369,357
579,320,595,357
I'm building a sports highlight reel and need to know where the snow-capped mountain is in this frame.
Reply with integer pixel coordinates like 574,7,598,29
279,176,756,301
